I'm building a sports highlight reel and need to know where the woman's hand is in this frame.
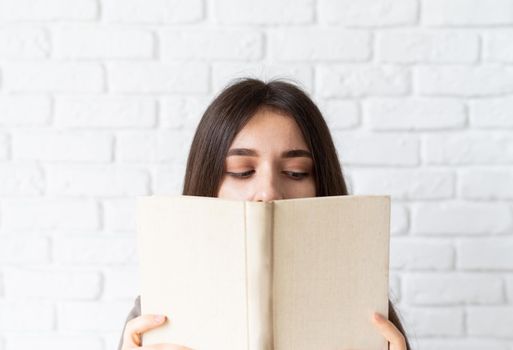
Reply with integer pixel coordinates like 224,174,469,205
121,312,404,350
121,314,193,350
371,312,407,350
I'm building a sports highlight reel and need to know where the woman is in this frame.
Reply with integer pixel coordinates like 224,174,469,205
118,78,411,350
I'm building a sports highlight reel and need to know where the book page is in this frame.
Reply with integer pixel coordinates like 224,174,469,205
272,195,390,350
136,195,250,348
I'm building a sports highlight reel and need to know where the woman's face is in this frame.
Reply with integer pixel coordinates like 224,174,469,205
217,107,316,201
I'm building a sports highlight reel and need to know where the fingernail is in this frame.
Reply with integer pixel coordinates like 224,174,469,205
154,315,165,323
374,313,384,322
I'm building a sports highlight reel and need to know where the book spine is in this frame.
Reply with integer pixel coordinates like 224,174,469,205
245,201,273,350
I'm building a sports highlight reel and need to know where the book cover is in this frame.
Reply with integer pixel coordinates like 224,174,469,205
136,194,390,350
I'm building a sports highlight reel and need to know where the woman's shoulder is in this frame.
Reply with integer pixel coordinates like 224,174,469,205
125,295,142,320
117,295,142,350
133,295,141,315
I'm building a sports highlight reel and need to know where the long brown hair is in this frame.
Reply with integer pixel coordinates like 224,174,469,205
182,77,411,349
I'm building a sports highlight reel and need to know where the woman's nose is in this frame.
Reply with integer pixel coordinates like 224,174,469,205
253,173,283,202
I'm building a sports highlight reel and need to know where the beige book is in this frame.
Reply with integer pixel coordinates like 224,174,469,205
136,194,390,350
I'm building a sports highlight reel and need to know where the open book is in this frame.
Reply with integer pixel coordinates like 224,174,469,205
136,195,390,350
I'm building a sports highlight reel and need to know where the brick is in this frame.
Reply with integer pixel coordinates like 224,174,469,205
7,337,102,350
469,97,513,128
332,132,419,166
116,130,192,163
212,63,314,93
0,95,51,126
389,274,400,303
422,0,513,26
390,238,454,270
416,338,510,350
55,96,156,128
108,62,208,93
103,267,139,299
152,163,187,195
104,333,125,350
344,171,355,192
214,0,313,24
349,169,454,199
318,0,417,26
364,98,466,130
53,24,153,59
467,306,513,337
400,307,464,336
160,96,210,130
403,273,503,304
160,29,263,60
12,130,112,162
459,168,513,199
0,133,8,160
412,202,512,235
102,0,203,23
415,65,513,96
317,99,359,130
0,162,43,195
57,301,133,331
1,199,99,230
507,275,513,302
0,27,49,58
457,238,513,270
3,62,104,93
268,29,370,61
424,132,513,164
0,0,97,21
0,236,49,263
54,236,137,264
0,301,54,331
103,198,137,231
390,203,409,235
377,30,479,63
483,30,513,62
3,268,101,299
46,165,149,196
317,65,410,97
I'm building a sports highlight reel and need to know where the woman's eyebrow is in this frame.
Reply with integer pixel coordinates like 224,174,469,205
227,148,257,157
283,149,312,158
227,148,312,158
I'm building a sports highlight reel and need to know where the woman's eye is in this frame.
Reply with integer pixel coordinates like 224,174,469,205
284,171,309,180
226,170,309,180
227,170,255,178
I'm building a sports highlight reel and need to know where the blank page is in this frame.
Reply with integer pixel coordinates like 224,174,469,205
272,195,390,350
136,195,249,348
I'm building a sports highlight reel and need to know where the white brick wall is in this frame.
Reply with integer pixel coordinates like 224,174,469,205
0,0,512,349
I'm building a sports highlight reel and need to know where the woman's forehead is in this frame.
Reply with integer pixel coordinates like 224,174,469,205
230,109,308,148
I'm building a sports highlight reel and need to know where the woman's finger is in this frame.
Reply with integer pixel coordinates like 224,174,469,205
123,314,167,347
371,312,407,350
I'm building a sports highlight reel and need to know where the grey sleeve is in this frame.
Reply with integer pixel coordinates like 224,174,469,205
116,295,141,350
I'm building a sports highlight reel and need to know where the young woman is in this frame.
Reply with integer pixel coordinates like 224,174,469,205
118,78,411,350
